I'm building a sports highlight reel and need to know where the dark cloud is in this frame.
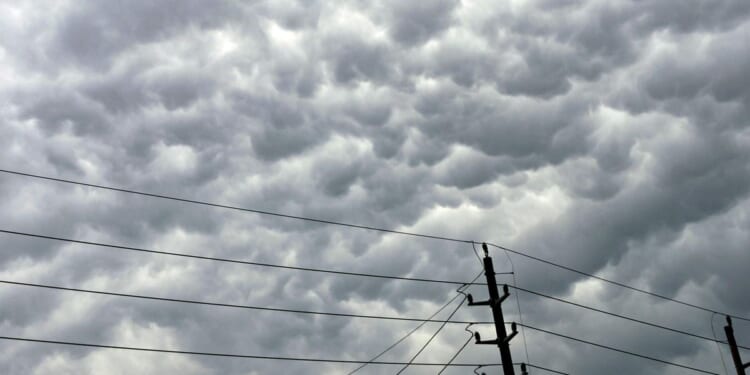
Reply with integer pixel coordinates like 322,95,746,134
384,0,458,46
1,1,749,374
324,35,396,85
49,0,243,69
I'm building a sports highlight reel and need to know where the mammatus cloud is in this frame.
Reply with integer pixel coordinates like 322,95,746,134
1,0,749,374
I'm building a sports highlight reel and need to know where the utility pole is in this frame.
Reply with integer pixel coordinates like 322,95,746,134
468,243,518,375
725,316,749,375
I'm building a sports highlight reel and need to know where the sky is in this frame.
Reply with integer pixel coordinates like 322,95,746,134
1,0,750,374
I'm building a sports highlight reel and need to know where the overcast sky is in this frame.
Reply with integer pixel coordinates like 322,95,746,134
1,0,750,374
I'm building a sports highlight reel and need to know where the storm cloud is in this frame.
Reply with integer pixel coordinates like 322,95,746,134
1,0,750,374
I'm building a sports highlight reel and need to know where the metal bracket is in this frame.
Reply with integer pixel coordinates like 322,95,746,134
503,322,518,345
467,294,490,306
472,323,517,347
467,285,510,307
498,284,510,305
474,331,500,345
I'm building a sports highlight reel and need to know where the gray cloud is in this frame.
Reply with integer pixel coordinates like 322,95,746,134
1,0,749,374
383,0,458,47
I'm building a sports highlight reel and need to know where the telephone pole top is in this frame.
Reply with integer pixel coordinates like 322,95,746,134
468,243,518,375
725,316,749,375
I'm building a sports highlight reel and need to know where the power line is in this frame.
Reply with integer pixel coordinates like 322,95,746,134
518,323,720,375
396,297,466,374
2,168,747,323
347,291,465,374
0,279,492,325
501,247,531,363
0,228,510,286
437,334,473,375
487,243,750,323
525,363,570,375
0,335,500,367
0,168,470,244
2,228,746,350
2,169,737,373
3,227,745,352
474,364,570,375
5,277,623,373
396,272,483,374
2,335,571,373
509,285,749,350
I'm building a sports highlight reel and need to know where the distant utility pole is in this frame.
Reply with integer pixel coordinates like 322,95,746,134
725,316,749,375
468,243,518,375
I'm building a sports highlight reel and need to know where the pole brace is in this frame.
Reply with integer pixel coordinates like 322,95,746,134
467,285,510,307
467,294,490,306
474,331,499,345
503,322,518,345
498,284,510,305
473,323,517,345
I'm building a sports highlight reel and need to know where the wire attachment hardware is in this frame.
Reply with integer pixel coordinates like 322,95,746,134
474,322,517,346
474,331,500,345
503,322,518,345
468,285,509,307
467,293,489,306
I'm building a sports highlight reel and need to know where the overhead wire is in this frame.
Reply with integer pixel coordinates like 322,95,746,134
2,228,745,350
1,282,581,374
2,336,571,374
350,244,486,374
1,170,746,372
473,364,569,375
3,253,710,369
0,238,583,373
0,171,740,374
0,279,491,325
1,168,747,323
518,323,720,375
0,336,500,367
0,228,509,286
486,242,750,323
0,169,470,244
524,363,570,375
395,271,484,374
501,248,531,364
436,324,475,375
471,241,483,265
508,284,748,350
346,290,466,374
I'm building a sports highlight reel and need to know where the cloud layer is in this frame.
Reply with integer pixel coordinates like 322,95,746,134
1,0,750,374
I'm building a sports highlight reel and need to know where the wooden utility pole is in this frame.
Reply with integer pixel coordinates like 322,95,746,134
725,316,749,375
468,243,518,375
